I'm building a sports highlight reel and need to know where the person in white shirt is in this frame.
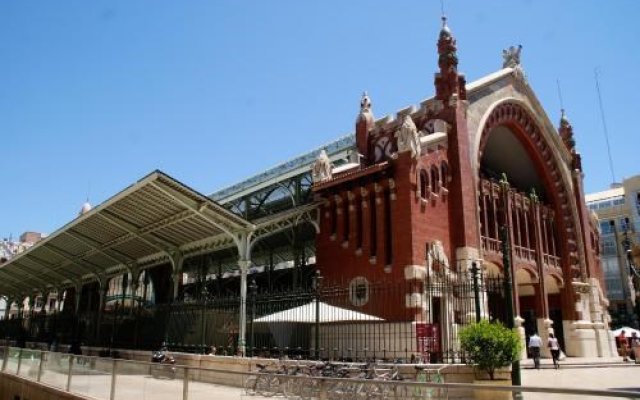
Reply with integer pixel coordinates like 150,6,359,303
528,332,542,369
548,332,561,369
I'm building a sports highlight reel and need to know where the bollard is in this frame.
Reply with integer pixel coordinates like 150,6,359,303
1,346,7,371
183,367,190,400
37,350,45,382
109,359,118,400
66,355,74,391
16,348,23,375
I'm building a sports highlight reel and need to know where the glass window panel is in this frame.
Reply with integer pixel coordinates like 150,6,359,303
69,355,112,400
40,352,71,390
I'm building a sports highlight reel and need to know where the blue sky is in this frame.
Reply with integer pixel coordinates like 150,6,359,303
1,1,638,238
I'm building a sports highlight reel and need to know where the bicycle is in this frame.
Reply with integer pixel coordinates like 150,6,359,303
413,365,448,399
284,362,321,400
245,362,283,397
367,363,404,399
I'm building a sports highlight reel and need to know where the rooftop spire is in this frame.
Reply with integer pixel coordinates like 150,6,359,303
434,15,465,103
437,16,457,71
558,108,580,170
560,109,570,128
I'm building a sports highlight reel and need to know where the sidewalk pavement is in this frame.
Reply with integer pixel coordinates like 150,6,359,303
520,356,640,369
520,363,640,400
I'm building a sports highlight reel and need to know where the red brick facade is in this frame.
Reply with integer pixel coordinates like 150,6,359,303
312,19,611,357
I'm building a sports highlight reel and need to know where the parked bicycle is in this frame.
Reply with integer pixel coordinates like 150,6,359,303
244,360,446,400
412,364,448,399
245,362,282,397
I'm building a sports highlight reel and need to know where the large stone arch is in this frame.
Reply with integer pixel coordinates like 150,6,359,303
474,99,586,322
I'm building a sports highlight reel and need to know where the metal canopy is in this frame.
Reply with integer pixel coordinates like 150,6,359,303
253,300,384,323
0,170,255,297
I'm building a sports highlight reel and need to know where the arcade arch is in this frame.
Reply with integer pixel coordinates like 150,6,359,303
476,100,577,348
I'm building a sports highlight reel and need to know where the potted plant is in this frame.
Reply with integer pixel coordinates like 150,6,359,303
459,320,522,400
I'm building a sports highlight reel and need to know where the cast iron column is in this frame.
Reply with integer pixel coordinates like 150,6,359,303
249,279,258,357
237,259,251,357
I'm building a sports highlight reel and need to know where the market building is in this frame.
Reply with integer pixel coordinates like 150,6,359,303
0,18,614,360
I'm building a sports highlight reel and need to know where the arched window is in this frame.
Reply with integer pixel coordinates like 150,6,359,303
419,169,429,199
440,161,449,188
431,165,440,193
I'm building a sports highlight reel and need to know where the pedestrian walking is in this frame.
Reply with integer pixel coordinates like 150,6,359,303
548,332,561,369
528,332,542,369
617,330,629,362
630,332,639,362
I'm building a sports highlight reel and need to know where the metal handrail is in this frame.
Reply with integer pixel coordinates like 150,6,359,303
1,346,639,399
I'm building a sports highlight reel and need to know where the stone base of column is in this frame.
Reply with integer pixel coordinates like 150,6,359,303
593,322,618,358
515,316,527,360
563,320,612,357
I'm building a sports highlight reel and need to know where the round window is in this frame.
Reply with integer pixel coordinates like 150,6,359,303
349,276,370,307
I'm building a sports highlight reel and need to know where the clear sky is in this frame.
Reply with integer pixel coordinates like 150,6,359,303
1,1,638,238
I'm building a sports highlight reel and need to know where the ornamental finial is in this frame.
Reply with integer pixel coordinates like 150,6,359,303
360,91,371,113
441,16,450,34
502,44,523,68
559,108,576,155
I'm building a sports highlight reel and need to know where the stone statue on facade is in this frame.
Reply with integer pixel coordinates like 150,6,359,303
395,115,421,160
311,149,333,183
427,240,452,280
502,44,523,68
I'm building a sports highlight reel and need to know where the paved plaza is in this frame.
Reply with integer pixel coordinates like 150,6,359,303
5,356,639,400
520,358,640,400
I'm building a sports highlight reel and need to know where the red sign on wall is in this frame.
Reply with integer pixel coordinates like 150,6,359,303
416,323,440,359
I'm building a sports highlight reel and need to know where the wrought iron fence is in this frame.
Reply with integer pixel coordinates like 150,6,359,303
0,271,506,363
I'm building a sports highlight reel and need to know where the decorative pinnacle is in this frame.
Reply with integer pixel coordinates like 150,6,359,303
360,91,371,113
440,15,451,36
499,172,510,188
560,108,571,126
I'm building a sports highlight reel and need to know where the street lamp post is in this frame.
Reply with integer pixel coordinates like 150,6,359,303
499,174,522,400
471,262,481,323
500,226,522,400
312,270,323,360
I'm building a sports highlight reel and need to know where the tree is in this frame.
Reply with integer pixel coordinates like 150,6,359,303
459,320,521,380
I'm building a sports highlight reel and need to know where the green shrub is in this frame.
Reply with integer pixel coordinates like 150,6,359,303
459,320,521,380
